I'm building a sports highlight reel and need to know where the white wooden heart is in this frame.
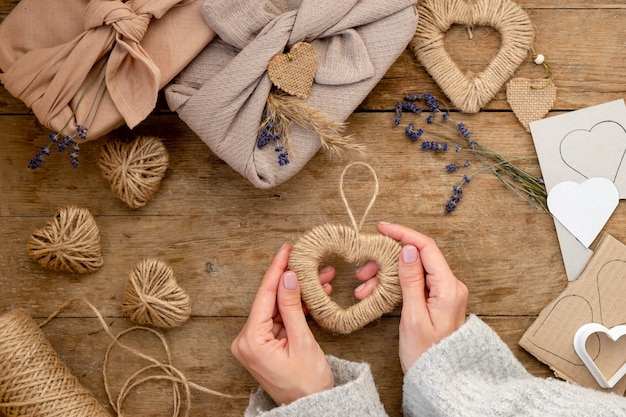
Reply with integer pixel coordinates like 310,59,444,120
574,323,626,389
547,178,619,248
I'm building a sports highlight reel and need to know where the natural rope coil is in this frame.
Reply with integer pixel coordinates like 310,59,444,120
0,300,246,417
0,309,111,417
410,0,534,113
98,136,169,209
121,258,192,329
289,162,402,334
27,206,104,274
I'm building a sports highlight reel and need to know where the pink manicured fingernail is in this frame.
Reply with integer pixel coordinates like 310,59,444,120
378,221,391,225
320,266,333,273
355,283,366,292
401,245,418,264
283,272,298,290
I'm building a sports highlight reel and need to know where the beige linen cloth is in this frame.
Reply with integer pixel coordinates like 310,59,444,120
0,0,215,141
166,0,418,189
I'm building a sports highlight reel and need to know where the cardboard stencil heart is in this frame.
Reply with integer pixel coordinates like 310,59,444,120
547,178,619,248
560,121,626,183
411,0,534,113
98,136,169,209
574,323,626,388
289,224,402,334
268,41,317,100
506,77,557,132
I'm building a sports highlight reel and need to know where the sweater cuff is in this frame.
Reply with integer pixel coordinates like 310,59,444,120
244,355,388,417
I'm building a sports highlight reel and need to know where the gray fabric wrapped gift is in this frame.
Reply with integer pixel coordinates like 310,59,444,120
165,0,418,189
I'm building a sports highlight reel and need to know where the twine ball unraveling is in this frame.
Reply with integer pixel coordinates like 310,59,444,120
27,206,103,274
0,309,110,417
122,258,192,329
290,224,402,335
411,0,534,113
98,136,169,209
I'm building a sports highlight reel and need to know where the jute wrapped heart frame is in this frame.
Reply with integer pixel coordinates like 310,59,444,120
411,0,534,113
289,162,402,334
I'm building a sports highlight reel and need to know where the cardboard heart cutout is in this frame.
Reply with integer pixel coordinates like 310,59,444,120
412,0,534,113
574,323,626,388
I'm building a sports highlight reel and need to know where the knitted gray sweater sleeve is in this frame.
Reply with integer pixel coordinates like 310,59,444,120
403,314,626,417
243,355,388,417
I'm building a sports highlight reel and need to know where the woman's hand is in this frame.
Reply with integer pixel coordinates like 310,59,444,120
231,244,334,405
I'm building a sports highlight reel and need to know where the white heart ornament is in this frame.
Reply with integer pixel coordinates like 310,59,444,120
547,178,619,248
574,323,626,388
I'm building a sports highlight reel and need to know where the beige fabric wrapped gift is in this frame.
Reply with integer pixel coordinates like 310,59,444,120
166,0,418,189
0,0,215,142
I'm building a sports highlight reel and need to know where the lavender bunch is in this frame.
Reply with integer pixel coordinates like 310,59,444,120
28,125,88,169
394,93,548,213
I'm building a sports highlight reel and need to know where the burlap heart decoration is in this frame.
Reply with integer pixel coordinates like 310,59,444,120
98,136,169,209
411,0,534,113
268,42,317,100
121,258,192,329
27,206,103,273
506,77,557,131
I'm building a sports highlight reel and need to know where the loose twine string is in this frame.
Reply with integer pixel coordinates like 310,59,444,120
289,162,402,335
0,299,247,417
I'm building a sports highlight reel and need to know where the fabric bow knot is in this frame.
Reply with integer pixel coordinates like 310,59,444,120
165,0,418,189
0,0,186,135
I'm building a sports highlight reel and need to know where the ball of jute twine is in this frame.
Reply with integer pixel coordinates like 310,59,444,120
410,0,534,113
0,299,246,417
98,136,169,209
121,258,192,329
27,206,104,274
289,162,402,334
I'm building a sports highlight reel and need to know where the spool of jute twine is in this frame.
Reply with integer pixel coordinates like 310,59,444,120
98,136,169,209
121,258,192,329
0,300,246,417
289,162,402,334
27,206,104,274
410,0,534,113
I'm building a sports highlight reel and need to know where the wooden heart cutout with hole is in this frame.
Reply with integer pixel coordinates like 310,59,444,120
268,42,317,100
289,224,402,334
411,0,534,113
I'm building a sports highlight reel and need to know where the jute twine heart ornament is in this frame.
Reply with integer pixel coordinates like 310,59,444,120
411,0,534,113
289,162,402,334
268,41,317,100
507,77,557,131
27,206,103,273
98,136,169,209
121,258,192,329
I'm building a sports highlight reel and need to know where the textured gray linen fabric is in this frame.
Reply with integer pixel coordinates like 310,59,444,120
242,315,626,416
165,0,418,189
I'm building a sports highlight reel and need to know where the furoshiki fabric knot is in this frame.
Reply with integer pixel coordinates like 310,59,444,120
165,0,418,189
0,0,215,141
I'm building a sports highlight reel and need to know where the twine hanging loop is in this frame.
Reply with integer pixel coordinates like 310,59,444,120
289,162,402,334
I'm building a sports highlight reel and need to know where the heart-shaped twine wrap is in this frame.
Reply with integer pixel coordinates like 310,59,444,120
411,0,534,113
289,162,402,334
165,0,418,189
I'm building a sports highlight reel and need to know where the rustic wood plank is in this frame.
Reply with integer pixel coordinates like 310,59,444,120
30,315,549,417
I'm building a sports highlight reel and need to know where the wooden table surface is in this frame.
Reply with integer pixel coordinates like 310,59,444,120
2,0,626,415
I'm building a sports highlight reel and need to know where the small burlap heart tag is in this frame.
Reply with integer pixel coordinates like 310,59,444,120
121,258,192,329
268,42,317,100
27,206,103,274
98,136,169,209
506,77,557,131
411,0,534,113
